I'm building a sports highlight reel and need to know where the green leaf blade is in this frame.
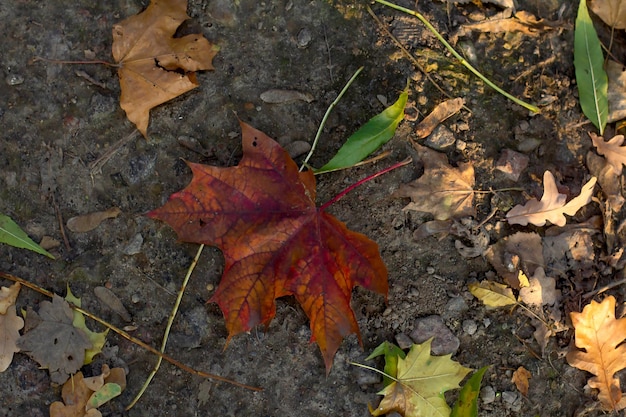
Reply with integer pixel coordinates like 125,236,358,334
451,366,489,417
0,214,55,259
574,0,608,134
315,83,409,173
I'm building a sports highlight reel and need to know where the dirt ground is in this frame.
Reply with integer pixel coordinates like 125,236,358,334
0,0,621,416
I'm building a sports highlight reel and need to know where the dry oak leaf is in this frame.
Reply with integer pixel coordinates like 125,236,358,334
148,121,388,372
512,366,531,397
590,132,626,175
589,0,626,29
567,296,626,411
393,143,475,220
112,0,219,137
506,171,597,227
371,338,471,417
0,283,23,372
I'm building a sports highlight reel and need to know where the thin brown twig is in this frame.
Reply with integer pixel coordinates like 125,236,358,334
0,271,262,392
89,130,139,180
52,197,71,252
31,56,119,67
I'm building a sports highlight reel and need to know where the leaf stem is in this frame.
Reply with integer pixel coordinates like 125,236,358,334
373,0,540,113
32,56,119,67
319,157,412,211
349,361,398,382
300,66,364,172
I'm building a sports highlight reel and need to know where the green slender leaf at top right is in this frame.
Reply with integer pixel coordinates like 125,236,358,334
315,81,409,173
575,0,608,135
451,366,489,417
0,213,55,259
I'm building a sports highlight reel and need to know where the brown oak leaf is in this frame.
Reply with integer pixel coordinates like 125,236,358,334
590,132,626,175
393,143,475,220
567,296,626,411
112,0,219,137
506,171,597,227
148,122,388,372
0,283,23,372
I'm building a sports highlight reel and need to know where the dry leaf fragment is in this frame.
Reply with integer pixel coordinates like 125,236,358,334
260,89,314,104
0,283,23,372
506,171,597,227
567,296,626,411
460,11,556,37
589,0,626,29
17,295,92,384
394,143,475,220
485,231,544,289
606,60,626,122
112,0,219,137
66,207,121,233
415,98,464,138
590,132,626,175
512,366,531,397
518,267,559,307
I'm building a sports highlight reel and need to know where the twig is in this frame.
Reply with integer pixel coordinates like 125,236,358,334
52,197,71,252
89,130,139,179
0,271,262,393
32,56,119,67
583,276,626,299
300,66,364,172
126,244,206,409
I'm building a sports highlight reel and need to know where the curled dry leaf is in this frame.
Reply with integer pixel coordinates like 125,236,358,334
112,0,219,137
415,98,464,139
567,296,626,411
66,207,121,233
518,267,560,307
506,171,597,227
589,132,626,175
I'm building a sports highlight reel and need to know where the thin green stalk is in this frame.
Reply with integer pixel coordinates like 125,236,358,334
300,66,364,171
374,0,540,113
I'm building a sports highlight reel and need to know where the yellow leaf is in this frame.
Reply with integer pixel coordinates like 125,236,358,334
371,339,471,417
566,296,626,411
468,280,517,308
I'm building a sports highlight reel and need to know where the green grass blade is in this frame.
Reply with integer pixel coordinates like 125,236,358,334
574,0,608,134
450,366,489,417
0,213,55,259
315,82,408,174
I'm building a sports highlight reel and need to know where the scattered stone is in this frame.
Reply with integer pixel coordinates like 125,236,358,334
517,137,541,153
6,74,24,86
395,333,413,349
409,315,460,355
502,391,522,411
425,125,456,151
462,319,478,335
495,149,529,181
123,233,143,255
284,141,311,159
296,28,312,48
480,385,496,404
445,296,468,314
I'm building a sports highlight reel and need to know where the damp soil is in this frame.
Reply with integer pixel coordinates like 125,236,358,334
0,1,620,416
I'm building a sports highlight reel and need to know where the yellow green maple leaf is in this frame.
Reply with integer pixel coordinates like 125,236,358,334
66,286,108,364
371,338,471,417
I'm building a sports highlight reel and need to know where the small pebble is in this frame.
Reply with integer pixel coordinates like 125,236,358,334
410,315,460,355
5,74,24,86
445,296,468,314
123,233,143,255
296,28,312,48
462,319,478,335
480,386,496,404
356,368,381,387
395,333,413,349
425,125,456,151
495,149,529,182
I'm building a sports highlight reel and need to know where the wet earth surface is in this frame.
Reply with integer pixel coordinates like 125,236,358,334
1,0,624,416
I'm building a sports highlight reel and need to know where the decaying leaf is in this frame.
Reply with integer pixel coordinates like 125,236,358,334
468,280,517,308
606,60,626,123
567,296,626,411
518,267,559,307
512,366,531,397
590,132,626,175
0,283,24,372
485,231,544,289
506,171,597,227
112,0,219,137
589,0,626,29
66,287,108,364
415,98,464,139
50,365,126,417
148,121,388,372
370,339,471,417
18,295,92,384
459,11,556,37
450,366,489,417
394,143,475,220
66,207,121,233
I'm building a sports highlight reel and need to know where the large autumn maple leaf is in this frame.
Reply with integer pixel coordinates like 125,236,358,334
148,122,388,371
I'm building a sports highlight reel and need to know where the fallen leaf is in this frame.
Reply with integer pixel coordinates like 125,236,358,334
148,121,388,372
518,267,560,307
112,0,219,137
394,143,475,220
0,213,55,259
66,207,121,233
606,60,626,122
459,11,555,37
543,228,597,279
415,98,464,139
567,296,626,411
485,231,544,289
260,89,314,103
468,280,517,308
366,341,407,386
589,132,626,175
66,287,108,364
506,171,597,227
512,366,531,397
369,339,471,417
589,0,626,29
450,366,489,417
18,295,92,384
0,283,24,372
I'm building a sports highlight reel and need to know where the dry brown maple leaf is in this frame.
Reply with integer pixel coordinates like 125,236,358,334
112,0,219,137
590,132,626,175
147,122,388,372
506,171,597,227
567,296,626,411
393,143,475,220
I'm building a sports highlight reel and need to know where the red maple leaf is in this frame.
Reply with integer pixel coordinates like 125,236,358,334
147,122,388,371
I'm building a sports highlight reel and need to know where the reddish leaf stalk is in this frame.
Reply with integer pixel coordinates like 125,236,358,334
319,157,412,212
